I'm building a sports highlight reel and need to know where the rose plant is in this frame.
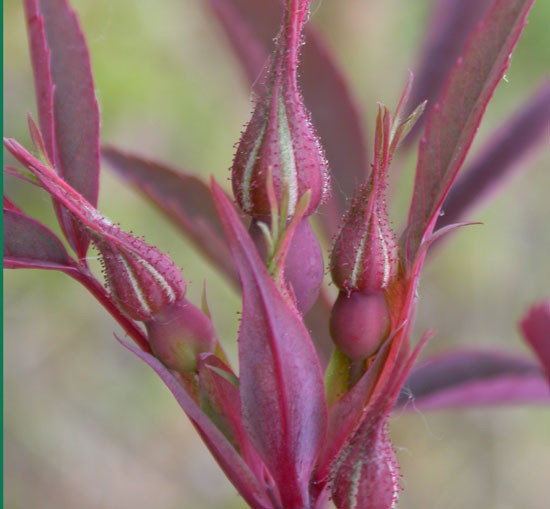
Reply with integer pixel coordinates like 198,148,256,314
4,0,550,507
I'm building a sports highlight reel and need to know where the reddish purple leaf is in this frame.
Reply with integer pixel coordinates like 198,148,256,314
24,0,100,257
197,354,268,485
303,287,335,365
436,78,550,230
23,0,54,158
404,0,494,143
331,418,400,509
101,147,237,286
5,138,115,239
206,0,281,83
300,34,369,235
4,207,74,270
403,0,535,264
520,299,550,385
118,339,273,509
207,0,368,236
396,350,549,411
211,180,327,507
4,196,24,214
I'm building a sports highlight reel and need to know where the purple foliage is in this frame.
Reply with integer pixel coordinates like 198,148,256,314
396,349,549,411
435,78,550,231
23,0,100,258
4,0,549,507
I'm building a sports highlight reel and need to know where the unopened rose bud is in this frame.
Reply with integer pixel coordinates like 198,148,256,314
94,234,186,322
144,299,217,373
231,0,329,218
94,231,215,371
2,137,214,370
329,103,402,359
330,182,398,294
329,290,390,360
331,102,402,294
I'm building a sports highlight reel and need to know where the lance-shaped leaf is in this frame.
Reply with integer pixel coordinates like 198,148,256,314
395,350,550,411
211,179,327,507
436,78,550,231
119,339,273,509
4,206,74,271
101,147,237,286
300,32,368,236
303,286,334,364
520,299,550,386
207,0,368,236
23,0,100,257
403,0,535,264
404,0,494,143
23,0,54,158
5,139,150,261
4,196,23,213
198,354,270,486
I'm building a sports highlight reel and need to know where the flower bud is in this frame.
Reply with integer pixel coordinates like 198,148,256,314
2,137,211,370
329,290,390,360
330,182,398,294
94,233,186,322
331,102,402,294
145,299,217,372
231,0,329,218
329,103,398,358
94,232,215,372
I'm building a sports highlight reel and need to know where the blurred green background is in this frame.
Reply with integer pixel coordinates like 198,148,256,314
4,0,550,508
